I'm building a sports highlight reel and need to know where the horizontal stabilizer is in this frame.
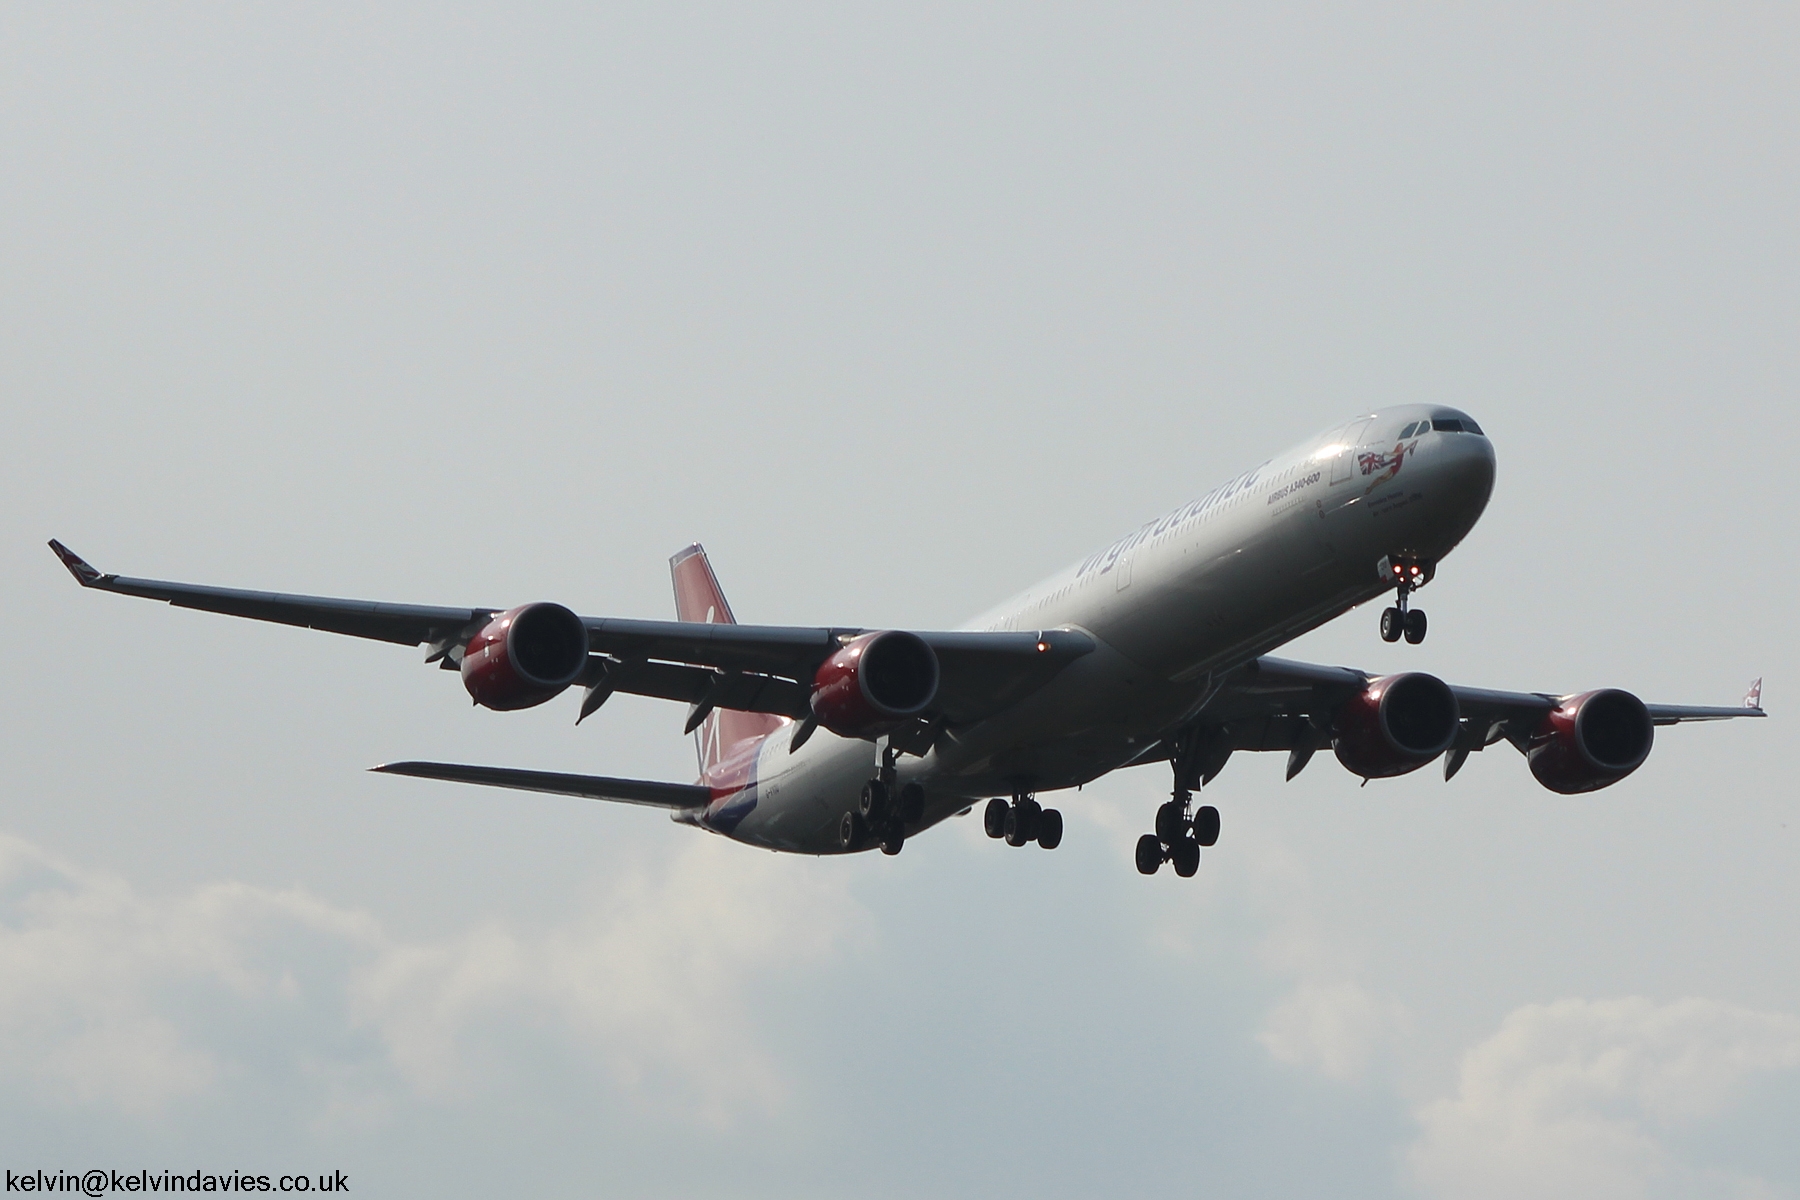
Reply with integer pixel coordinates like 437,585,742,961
371,761,711,809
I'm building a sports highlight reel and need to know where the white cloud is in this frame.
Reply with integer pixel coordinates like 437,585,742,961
0,829,861,1128
351,837,862,1124
1408,996,1800,1200
1258,979,1406,1082
1238,836,1407,1084
0,834,375,1115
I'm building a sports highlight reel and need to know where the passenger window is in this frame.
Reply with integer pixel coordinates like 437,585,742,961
1399,422,1418,438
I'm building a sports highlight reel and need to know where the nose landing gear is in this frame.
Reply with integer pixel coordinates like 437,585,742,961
1378,556,1434,645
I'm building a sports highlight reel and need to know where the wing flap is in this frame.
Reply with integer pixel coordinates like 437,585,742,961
371,761,710,808
596,658,812,720
585,617,849,678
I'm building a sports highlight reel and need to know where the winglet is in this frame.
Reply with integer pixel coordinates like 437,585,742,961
1746,677,1763,711
47,540,104,587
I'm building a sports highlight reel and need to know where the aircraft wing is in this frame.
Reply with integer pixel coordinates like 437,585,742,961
1180,655,1764,780
47,541,1094,734
576,618,1093,723
48,539,490,647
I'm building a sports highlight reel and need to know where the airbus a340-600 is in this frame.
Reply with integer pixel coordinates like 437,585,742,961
51,407,1764,877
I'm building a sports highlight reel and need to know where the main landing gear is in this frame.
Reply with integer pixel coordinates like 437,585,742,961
1136,799,1219,877
1137,727,1225,878
1379,556,1434,645
840,745,926,855
983,792,1063,851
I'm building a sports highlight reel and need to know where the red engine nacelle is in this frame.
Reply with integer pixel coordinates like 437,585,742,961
1332,672,1460,779
811,630,940,738
460,603,589,711
1527,689,1654,794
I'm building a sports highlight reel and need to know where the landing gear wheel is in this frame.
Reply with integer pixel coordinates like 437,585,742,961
983,798,1009,839
1380,607,1403,642
1193,805,1220,848
1004,798,1041,847
1403,608,1427,644
880,830,905,856
1170,838,1200,877
858,779,889,822
898,782,926,826
839,811,866,851
1154,799,1189,845
1135,834,1163,875
1036,808,1063,850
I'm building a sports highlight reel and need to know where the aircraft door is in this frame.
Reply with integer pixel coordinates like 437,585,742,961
1330,418,1376,485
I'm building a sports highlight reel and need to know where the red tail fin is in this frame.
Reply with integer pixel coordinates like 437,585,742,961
671,542,737,626
670,544,786,775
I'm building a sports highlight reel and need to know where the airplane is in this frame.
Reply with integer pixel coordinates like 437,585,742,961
48,405,1765,877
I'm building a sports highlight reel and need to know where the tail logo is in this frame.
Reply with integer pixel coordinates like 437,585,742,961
669,543,787,776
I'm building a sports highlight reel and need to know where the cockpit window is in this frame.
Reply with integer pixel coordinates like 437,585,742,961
1462,418,1483,435
1399,422,1418,438
1432,418,1464,433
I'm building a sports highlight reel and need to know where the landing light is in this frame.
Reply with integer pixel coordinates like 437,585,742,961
1036,641,1050,653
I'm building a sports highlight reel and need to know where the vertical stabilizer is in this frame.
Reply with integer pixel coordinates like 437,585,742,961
670,544,787,774
671,542,738,626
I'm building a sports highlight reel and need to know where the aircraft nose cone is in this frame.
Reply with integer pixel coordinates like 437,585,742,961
1427,431,1497,524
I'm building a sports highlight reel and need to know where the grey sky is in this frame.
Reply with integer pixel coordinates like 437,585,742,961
2,4,1796,1196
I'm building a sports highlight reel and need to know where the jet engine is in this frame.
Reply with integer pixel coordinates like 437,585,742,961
1527,689,1654,794
1332,672,1460,778
460,603,589,711
811,631,939,737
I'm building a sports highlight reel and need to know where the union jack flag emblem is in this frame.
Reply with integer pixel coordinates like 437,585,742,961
1358,449,1397,476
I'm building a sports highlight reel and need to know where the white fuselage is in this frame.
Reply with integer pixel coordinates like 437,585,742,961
694,405,1498,853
